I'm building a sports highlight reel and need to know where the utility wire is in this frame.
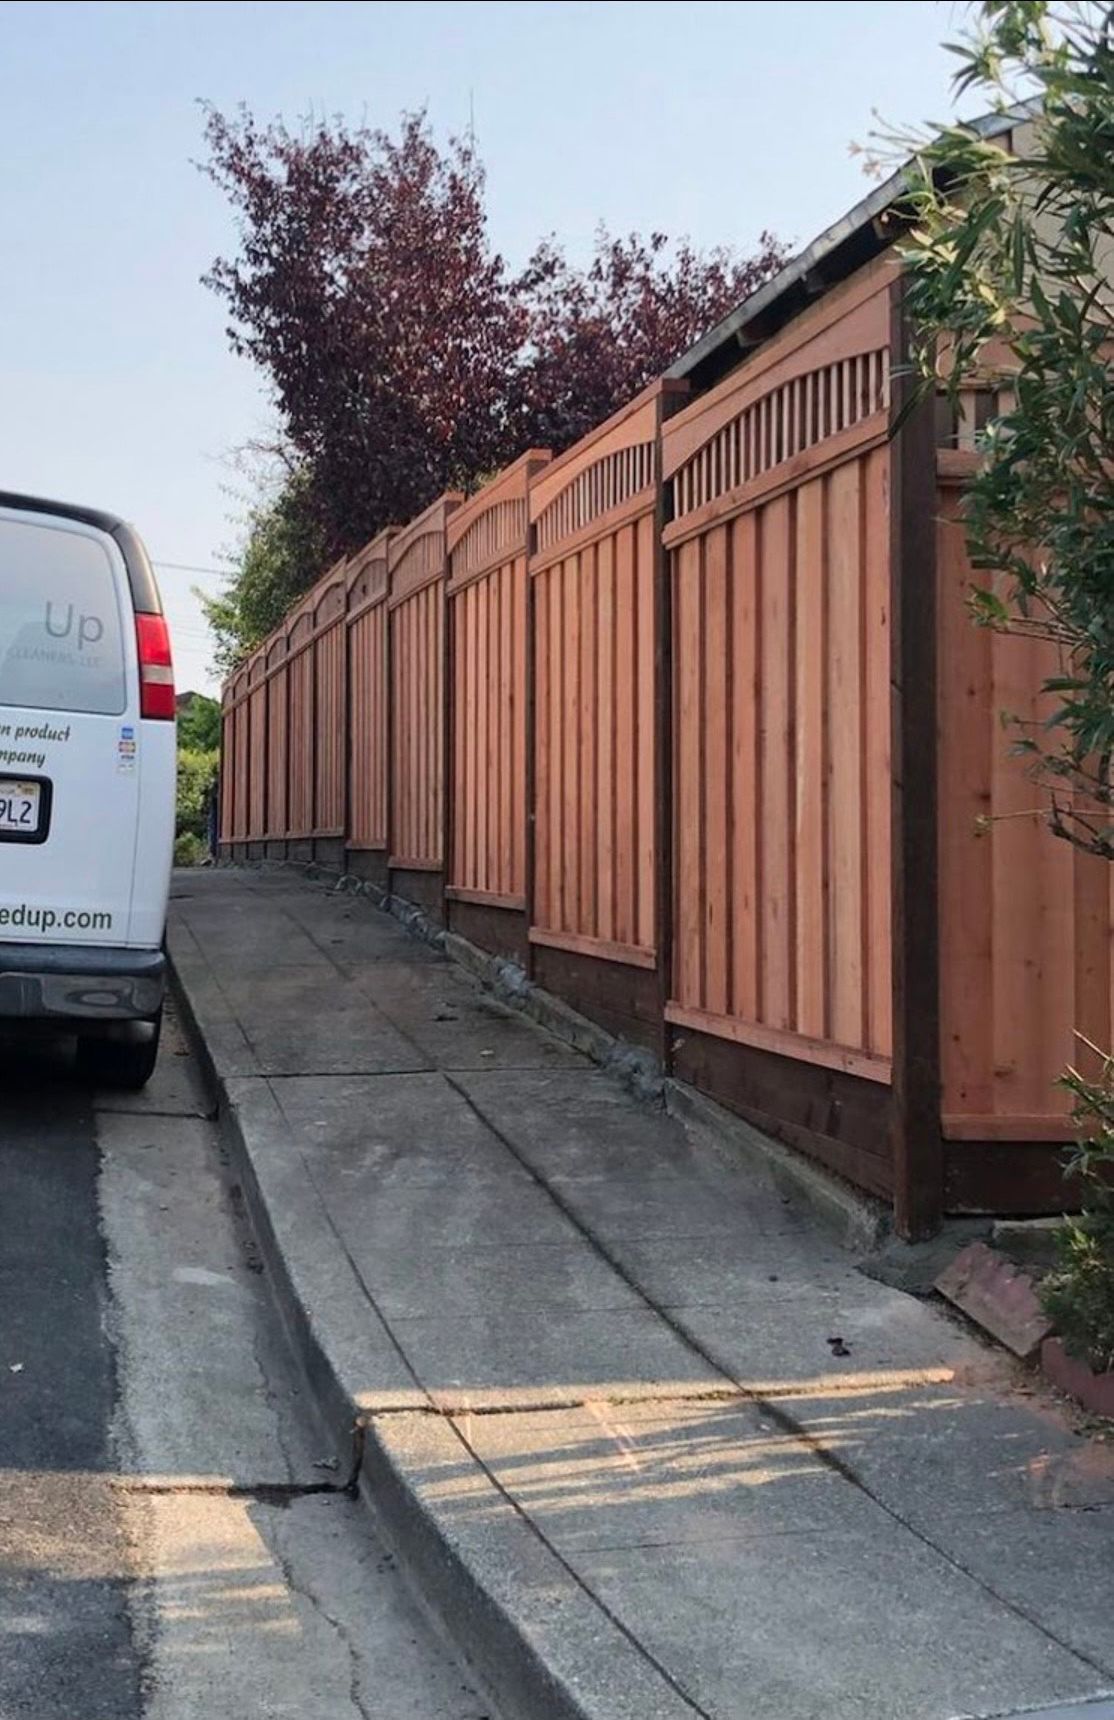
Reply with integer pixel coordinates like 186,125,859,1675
152,560,233,578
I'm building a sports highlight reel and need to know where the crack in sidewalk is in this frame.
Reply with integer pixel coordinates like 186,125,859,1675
264,1515,373,1720
110,1477,356,1503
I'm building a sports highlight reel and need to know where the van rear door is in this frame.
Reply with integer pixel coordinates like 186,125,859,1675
0,508,143,949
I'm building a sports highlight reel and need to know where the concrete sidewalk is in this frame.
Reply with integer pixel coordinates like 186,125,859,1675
170,866,1114,1720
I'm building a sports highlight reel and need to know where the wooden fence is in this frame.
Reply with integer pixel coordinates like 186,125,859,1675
220,666,247,844
346,529,395,870
264,631,287,845
386,494,461,913
526,382,686,1042
662,259,895,1198
935,451,1114,1207
445,452,549,960
218,245,1109,1232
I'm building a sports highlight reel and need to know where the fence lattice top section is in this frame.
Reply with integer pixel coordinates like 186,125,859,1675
222,553,350,710
533,441,653,554
283,556,347,655
671,348,888,519
346,527,396,613
529,380,686,566
447,451,550,592
313,572,346,629
663,258,892,540
387,492,462,606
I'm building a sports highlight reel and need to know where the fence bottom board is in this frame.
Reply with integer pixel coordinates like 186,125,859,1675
943,1114,1077,1144
531,941,661,1053
345,841,388,854
446,886,527,911
671,1021,893,1201
389,864,445,925
528,927,657,971
388,856,443,873
944,1139,1080,1215
344,848,390,889
665,1003,892,1087
447,897,529,966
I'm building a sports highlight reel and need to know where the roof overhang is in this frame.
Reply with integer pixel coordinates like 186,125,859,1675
667,107,1028,395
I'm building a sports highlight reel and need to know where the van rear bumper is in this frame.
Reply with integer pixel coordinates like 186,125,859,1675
0,943,165,1021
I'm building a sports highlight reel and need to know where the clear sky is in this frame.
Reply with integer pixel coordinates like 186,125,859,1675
0,0,973,694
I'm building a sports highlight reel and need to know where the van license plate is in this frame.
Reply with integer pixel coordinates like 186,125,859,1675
0,780,41,834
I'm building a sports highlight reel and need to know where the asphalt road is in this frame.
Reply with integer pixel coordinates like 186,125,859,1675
0,1040,139,1720
0,1014,490,1720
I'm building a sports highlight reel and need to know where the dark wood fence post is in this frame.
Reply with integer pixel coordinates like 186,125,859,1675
524,516,538,982
889,272,943,1239
436,564,450,928
653,385,686,1070
284,629,293,862
384,566,394,891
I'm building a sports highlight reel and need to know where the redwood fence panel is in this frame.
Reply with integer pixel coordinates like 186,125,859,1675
219,687,234,840
527,382,685,1045
662,258,895,1196
286,605,315,843
311,568,347,841
387,494,461,914
247,656,267,843
264,632,288,844
345,529,394,860
263,556,347,851
222,669,248,843
936,446,1114,1208
445,452,550,956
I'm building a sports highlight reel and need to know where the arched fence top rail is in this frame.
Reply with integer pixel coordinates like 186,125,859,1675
447,450,551,593
388,492,463,607
288,608,314,651
314,575,346,630
284,556,348,662
223,653,260,712
221,552,351,711
662,256,893,549
528,379,686,569
346,526,396,615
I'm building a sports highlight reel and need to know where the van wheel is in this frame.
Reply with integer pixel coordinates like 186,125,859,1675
76,1011,162,1091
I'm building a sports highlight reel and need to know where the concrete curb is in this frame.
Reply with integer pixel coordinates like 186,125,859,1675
245,859,885,1247
168,938,699,1720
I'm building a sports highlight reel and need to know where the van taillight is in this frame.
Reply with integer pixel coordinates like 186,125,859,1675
135,613,175,720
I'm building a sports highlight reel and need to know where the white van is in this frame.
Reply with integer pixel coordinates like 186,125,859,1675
0,492,176,1088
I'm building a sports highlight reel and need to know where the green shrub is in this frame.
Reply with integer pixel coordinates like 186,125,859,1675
177,746,218,841
174,831,207,868
177,693,221,753
1042,1218,1114,1377
1040,1046,1114,1375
